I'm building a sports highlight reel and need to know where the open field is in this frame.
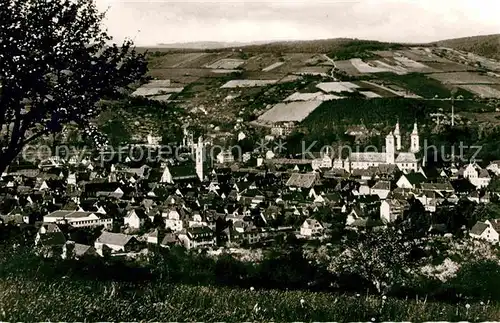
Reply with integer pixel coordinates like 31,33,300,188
131,87,184,97
360,80,420,98
373,73,475,99
423,61,476,72
206,58,246,69
401,48,453,63
392,56,435,72
352,81,399,97
428,72,500,85
262,62,285,72
316,81,359,93
3,278,499,322
350,58,407,75
294,66,331,76
221,79,278,89
334,59,364,76
241,53,281,71
148,68,241,84
258,101,323,123
360,91,382,98
459,84,500,98
284,92,343,102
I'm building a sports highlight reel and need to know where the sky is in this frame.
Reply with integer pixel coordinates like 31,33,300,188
95,0,500,46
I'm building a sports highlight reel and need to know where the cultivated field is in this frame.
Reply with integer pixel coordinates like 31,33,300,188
316,81,360,93
429,72,500,84
393,56,433,72
424,61,476,72
350,58,407,75
284,92,343,102
131,87,184,97
351,81,398,97
294,66,331,76
401,48,452,63
359,91,382,98
459,84,500,98
360,80,421,98
262,62,285,72
210,69,240,74
206,58,246,69
221,79,278,89
258,101,323,122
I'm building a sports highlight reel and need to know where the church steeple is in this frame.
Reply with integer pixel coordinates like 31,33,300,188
410,121,420,153
385,131,395,164
394,119,401,151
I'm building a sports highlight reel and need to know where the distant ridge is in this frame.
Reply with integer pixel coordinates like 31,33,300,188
148,34,500,58
435,34,500,60
155,40,271,50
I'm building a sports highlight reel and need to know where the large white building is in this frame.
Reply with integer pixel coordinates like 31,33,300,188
335,121,421,173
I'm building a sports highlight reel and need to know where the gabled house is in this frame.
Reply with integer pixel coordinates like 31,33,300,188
370,180,392,200
468,191,491,204
380,199,408,223
414,191,442,213
160,232,180,247
147,228,164,244
469,219,500,243
160,163,199,184
285,173,320,189
94,231,140,255
162,208,184,232
459,163,491,189
346,208,366,226
178,226,215,249
34,223,67,258
300,218,324,237
62,241,98,259
486,161,500,176
396,172,427,190
124,209,148,230
419,182,455,194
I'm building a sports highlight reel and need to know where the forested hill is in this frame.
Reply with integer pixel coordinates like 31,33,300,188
436,34,500,60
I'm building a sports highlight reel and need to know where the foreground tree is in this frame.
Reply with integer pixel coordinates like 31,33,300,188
0,0,147,174
328,227,425,294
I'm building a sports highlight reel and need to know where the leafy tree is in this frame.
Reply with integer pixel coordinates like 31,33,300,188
101,119,131,146
328,227,425,294
450,260,500,300
0,0,147,174
400,197,429,238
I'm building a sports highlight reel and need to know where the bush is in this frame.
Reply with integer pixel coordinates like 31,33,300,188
449,260,500,300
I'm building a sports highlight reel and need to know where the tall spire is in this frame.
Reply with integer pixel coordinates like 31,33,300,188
410,121,420,153
195,136,204,181
394,119,401,151
394,119,400,135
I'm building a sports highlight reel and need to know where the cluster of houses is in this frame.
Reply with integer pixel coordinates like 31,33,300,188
2,130,500,260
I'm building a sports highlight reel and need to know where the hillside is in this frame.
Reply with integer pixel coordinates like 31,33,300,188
112,35,500,149
155,41,271,50
436,34,500,60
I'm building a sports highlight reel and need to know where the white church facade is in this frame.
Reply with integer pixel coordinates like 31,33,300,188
334,121,421,173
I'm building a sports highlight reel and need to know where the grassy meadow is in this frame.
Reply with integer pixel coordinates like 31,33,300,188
1,277,499,321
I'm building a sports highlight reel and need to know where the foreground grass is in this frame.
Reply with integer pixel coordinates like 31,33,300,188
1,277,499,321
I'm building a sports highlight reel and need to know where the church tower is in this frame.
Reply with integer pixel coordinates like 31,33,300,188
410,122,420,153
394,120,401,151
385,132,395,164
195,136,204,181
